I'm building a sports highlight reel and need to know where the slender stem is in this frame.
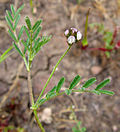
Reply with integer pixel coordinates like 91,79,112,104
71,107,81,130
14,31,29,71
28,69,45,132
14,31,22,51
23,57,29,71
28,70,34,105
36,45,72,103
28,30,33,70
33,110,45,132
30,0,34,13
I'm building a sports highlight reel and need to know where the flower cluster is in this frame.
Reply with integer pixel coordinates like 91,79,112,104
64,28,82,45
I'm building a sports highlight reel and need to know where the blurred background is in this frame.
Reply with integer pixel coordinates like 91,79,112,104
0,0,120,131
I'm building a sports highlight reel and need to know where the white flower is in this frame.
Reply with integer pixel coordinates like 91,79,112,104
77,31,82,40
64,29,69,36
67,36,76,44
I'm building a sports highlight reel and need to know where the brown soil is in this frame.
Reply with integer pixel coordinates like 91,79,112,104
0,0,120,132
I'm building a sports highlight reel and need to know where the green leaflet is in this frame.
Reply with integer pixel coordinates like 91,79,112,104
98,90,114,96
13,42,23,57
46,92,56,99
33,38,41,50
10,4,15,16
14,4,24,21
46,86,57,99
8,29,17,42
49,86,57,93
95,78,110,90
0,46,14,63
5,15,14,31
24,26,30,39
33,26,41,41
34,35,52,54
25,16,32,30
18,26,24,40
69,75,81,90
35,98,46,109
32,20,42,33
6,10,13,22
56,77,65,93
82,77,96,89
14,14,20,30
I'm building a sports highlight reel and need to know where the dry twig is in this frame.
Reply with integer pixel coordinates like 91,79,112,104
0,61,24,108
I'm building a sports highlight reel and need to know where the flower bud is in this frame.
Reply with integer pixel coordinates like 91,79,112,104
77,31,82,41
64,29,69,36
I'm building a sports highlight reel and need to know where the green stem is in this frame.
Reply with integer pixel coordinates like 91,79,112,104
28,30,33,69
33,110,45,132
36,45,72,103
30,0,34,13
14,31,22,50
14,31,29,71
23,57,29,71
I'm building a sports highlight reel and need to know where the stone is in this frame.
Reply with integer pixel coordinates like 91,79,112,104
91,66,102,75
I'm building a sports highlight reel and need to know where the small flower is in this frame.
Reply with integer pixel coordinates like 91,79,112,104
71,28,77,33
77,31,82,40
64,29,69,36
67,36,76,45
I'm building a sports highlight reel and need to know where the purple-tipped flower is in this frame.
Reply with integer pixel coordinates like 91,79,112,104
71,28,77,33
64,29,69,36
77,31,82,41
67,36,76,45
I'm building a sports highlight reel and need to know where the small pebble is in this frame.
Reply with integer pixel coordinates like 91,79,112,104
91,66,102,75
